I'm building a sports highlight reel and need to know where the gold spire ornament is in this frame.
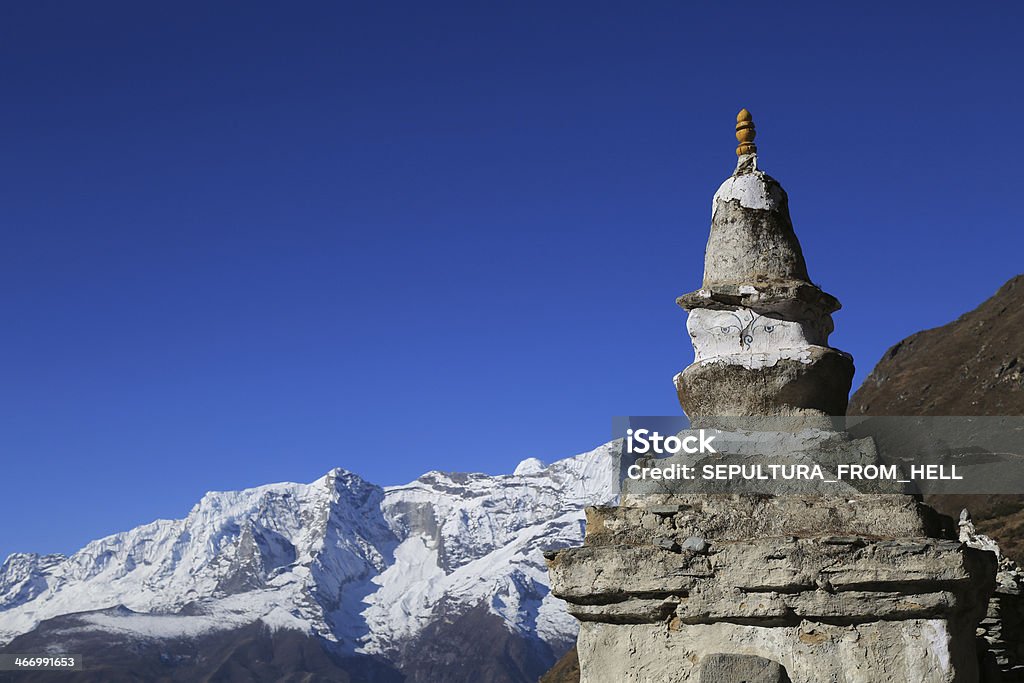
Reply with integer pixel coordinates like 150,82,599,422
735,108,757,156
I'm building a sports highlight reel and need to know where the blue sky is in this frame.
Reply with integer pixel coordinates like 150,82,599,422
2,2,1022,560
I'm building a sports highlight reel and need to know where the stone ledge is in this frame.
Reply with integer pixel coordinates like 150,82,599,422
567,589,962,625
584,495,949,544
676,282,840,317
548,537,996,625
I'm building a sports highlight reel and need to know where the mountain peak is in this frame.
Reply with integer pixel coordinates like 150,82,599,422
514,458,545,475
0,442,617,681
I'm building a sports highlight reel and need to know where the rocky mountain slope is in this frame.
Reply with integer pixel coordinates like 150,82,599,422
850,274,1024,561
0,444,617,682
850,274,1024,416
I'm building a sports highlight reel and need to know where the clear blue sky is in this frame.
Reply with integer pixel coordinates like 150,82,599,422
2,2,1022,560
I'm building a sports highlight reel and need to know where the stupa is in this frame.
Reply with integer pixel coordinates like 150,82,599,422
546,111,996,682
674,109,852,420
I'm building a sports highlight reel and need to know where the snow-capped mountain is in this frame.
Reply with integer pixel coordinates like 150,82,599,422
0,442,617,682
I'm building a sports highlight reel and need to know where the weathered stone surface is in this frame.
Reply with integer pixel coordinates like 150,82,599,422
699,653,789,682
602,495,945,541
549,537,996,623
676,282,839,319
575,619,981,683
547,545,712,600
566,589,965,626
674,348,854,418
700,161,809,291
974,547,1024,682
681,536,710,553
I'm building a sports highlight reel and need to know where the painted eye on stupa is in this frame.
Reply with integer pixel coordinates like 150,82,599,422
763,325,775,333
720,325,739,334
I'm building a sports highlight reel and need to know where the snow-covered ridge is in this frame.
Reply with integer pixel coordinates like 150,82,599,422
0,442,617,658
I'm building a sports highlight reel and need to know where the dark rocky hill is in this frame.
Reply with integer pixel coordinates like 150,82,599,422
850,274,1024,562
539,645,579,683
850,275,1024,416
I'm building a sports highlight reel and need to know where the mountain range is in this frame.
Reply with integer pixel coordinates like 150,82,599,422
0,445,616,682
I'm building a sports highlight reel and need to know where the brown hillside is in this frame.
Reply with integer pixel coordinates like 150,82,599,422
850,275,1024,416
539,645,579,683
850,274,1024,562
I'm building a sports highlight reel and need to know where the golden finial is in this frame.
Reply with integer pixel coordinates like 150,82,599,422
735,108,757,156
